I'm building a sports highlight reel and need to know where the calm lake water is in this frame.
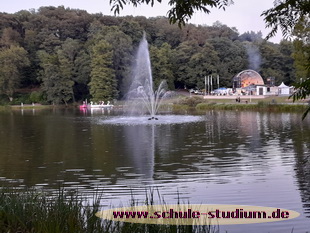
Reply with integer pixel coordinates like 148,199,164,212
0,108,310,232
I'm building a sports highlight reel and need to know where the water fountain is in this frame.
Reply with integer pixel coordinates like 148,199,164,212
125,33,168,120
102,34,202,125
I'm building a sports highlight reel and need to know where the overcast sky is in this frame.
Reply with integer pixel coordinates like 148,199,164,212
1,0,282,43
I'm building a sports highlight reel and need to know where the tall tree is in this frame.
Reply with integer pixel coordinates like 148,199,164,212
259,41,294,85
0,45,30,101
56,38,91,102
173,40,200,88
290,19,310,119
208,37,247,87
279,40,295,84
74,50,91,100
88,25,134,97
187,42,220,89
101,27,133,97
293,40,309,80
292,19,310,80
89,40,118,102
119,18,144,46
150,43,174,90
38,50,74,104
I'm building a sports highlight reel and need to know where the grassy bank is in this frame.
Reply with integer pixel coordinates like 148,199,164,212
10,104,54,109
169,96,309,113
0,105,10,112
195,102,308,112
0,188,217,233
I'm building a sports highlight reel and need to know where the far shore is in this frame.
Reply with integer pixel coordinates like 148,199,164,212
1,94,309,114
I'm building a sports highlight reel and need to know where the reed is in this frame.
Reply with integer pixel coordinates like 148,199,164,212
0,187,219,233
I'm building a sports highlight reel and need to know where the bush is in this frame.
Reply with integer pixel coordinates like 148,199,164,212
179,96,205,107
10,93,31,105
29,91,44,103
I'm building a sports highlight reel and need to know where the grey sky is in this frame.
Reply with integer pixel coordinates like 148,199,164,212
1,0,282,43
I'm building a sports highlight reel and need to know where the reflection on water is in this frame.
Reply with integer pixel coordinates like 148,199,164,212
0,109,310,232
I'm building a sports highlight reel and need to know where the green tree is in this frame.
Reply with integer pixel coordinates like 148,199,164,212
261,0,309,40
208,21,239,41
208,38,247,87
150,43,174,89
101,27,133,97
279,40,295,84
187,42,220,89
290,19,310,119
74,50,91,100
36,6,92,41
119,19,144,45
88,25,133,97
89,40,118,102
148,17,183,47
173,40,200,88
293,40,309,80
0,45,30,101
38,50,74,104
238,31,263,42
0,27,22,47
110,0,232,26
259,41,295,85
56,38,91,102
110,0,308,39
292,19,310,80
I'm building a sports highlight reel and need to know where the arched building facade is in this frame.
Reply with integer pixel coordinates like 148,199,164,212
233,70,264,88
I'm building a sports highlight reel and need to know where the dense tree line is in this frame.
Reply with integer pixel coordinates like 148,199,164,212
0,6,303,104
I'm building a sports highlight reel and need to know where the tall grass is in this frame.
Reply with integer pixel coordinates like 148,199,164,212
0,188,219,233
0,188,105,233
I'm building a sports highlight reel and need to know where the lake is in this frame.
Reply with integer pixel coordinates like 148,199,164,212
0,108,309,232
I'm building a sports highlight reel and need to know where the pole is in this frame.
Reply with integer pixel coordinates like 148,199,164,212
250,89,252,103
210,75,213,93
217,75,219,89
207,75,210,95
204,76,207,96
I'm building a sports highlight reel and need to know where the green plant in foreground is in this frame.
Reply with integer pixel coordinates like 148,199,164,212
0,188,105,233
0,188,219,233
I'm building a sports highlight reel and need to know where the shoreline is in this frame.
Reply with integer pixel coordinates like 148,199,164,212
1,95,309,114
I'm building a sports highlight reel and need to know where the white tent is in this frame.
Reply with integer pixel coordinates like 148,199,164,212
278,82,290,95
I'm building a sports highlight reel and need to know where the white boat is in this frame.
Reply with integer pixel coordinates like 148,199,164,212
89,104,113,108
79,101,113,109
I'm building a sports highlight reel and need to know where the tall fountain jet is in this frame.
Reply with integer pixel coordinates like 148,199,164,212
126,33,168,120
103,34,201,125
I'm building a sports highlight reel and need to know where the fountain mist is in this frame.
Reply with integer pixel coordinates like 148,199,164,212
125,34,168,119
